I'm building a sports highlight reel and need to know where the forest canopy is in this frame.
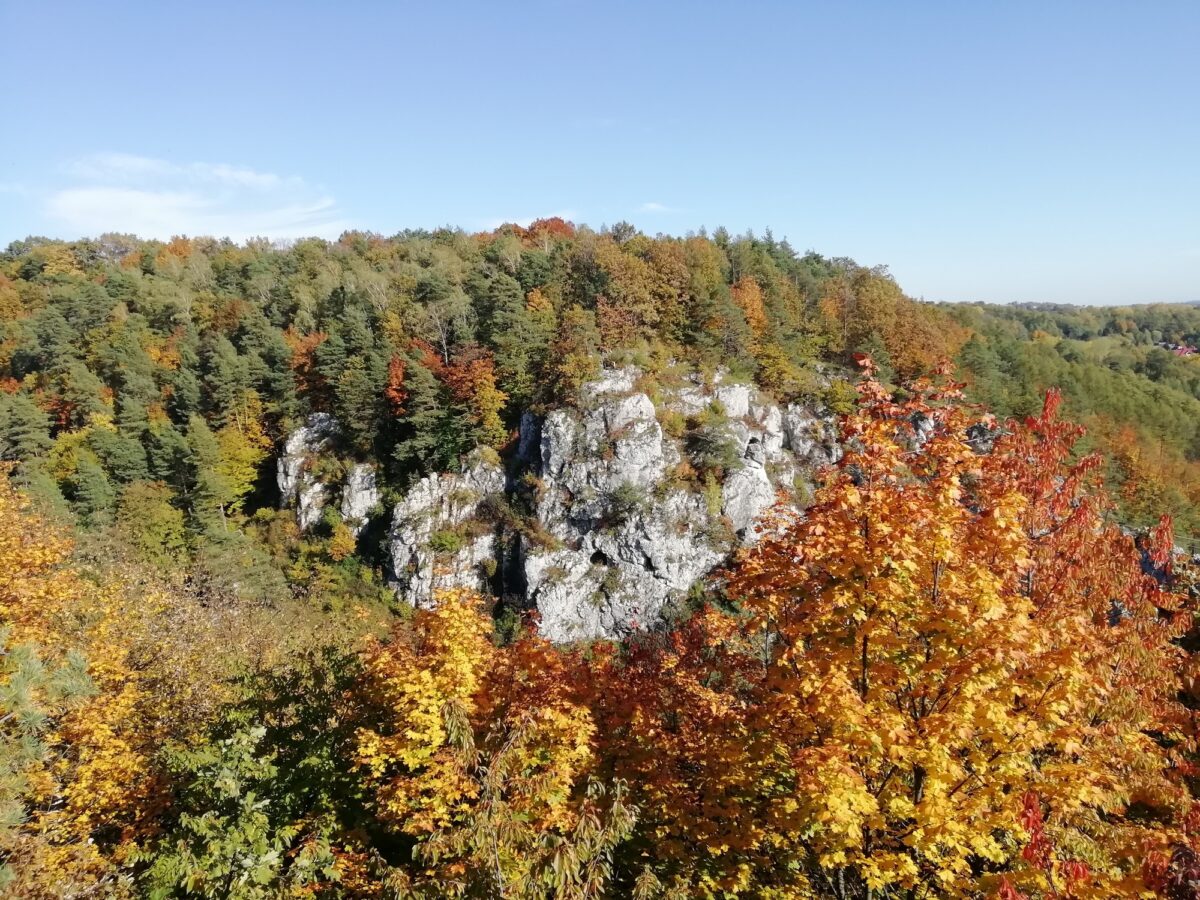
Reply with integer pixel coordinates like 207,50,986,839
2,223,1200,897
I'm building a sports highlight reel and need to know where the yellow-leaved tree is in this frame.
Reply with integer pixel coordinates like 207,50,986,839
0,473,165,894
355,589,635,898
720,365,1192,898
215,389,272,515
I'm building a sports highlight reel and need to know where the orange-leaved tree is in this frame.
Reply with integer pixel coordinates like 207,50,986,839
731,276,768,349
443,346,509,449
583,608,799,898
717,362,1193,898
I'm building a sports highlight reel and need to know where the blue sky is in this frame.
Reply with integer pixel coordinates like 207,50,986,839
1,1,1197,305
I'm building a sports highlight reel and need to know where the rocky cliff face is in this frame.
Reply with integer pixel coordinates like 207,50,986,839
277,414,380,534
277,368,842,642
340,464,381,537
386,450,505,607
277,412,339,531
517,370,844,641
521,371,712,641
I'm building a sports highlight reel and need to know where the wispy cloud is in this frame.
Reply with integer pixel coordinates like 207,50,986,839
638,201,674,214
46,153,347,241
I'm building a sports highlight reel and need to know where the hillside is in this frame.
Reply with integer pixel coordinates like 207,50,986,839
1,225,1199,896
944,301,1200,545
0,224,963,614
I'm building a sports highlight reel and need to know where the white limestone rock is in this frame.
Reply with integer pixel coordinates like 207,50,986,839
783,405,843,468
535,392,667,531
714,382,751,418
277,412,339,531
383,366,846,643
387,451,505,607
722,460,777,536
521,370,845,639
527,489,724,643
606,392,656,433
908,412,936,450
340,464,380,536
671,383,711,416
587,366,639,396
750,401,785,455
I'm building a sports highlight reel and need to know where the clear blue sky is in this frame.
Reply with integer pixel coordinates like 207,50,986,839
1,1,1197,305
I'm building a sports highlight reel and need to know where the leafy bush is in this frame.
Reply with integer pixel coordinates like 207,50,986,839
658,408,686,438
428,529,466,554
607,480,647,524
686,408,741,479
824,378,858,415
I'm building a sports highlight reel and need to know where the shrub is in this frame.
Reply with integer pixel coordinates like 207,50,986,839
824,378,858,415
473,446,502,467
792,475,815,508
607,481,647,524
428,529,465,554
686,409,741,479
702,471,723,518
658,409,687,439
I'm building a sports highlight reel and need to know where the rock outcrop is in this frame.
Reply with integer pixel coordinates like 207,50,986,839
276,414,380,535
277,413,339,531
521,375,706,641
279,368,845,642
340,464,381,536
516,370,838,640
386,450,506,607
782,405,843,469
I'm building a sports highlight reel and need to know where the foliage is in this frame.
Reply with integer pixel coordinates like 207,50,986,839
713,364,1193,897
4,224,1200,897
947,301,1200,543
116,480,188,567
607,480,647,524
140,727,336,899
429,528,467,554
0,631,93,891
685,406,742,479
356,590,637,897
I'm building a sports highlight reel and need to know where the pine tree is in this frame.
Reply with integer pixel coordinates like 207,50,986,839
87,424,149,484
0,631,93,892
392,360,466,477
167,366,203,423
0,394,52,463
186,415,235,527
48,362,106,430
495,288,557,411
146,424,192,495
332,356,384,456
68,456,115,525
204,336,251,429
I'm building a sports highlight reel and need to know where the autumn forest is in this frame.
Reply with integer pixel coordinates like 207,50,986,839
2,223,1200,898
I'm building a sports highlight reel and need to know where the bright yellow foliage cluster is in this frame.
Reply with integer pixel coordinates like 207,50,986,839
0,476,262,893
355,590,629,897
0,476,165,890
